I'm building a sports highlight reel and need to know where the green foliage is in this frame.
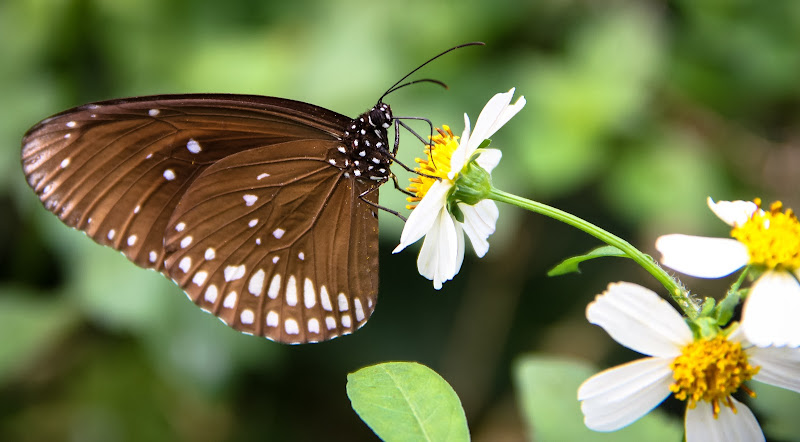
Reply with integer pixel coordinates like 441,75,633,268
547,246,628,276
0,290,78,384
514,356,683,441
3,0,799,439
347,362,469,442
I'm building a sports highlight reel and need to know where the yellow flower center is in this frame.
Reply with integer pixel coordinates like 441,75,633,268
731,199,800,270
670,336,759,418
405,125,459,210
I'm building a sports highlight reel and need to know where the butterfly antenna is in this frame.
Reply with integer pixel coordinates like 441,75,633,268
377,42,484,104
383,78,448,97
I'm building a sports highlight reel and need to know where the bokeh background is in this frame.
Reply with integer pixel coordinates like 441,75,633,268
2,0,800,440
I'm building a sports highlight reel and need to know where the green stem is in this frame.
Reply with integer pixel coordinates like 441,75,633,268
489,188,699,319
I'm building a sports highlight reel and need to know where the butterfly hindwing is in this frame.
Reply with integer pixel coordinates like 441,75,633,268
162,140,379,343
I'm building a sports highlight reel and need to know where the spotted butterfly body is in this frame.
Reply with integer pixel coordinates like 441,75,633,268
21,94,397,344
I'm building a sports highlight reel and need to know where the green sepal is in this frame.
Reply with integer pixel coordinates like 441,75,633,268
477,138,492,149
450,159,492,206
547,245,628,276
699,297,716,317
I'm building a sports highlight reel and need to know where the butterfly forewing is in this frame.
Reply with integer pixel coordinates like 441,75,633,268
162,140,378,343
21,95,349,271
21,94,384,344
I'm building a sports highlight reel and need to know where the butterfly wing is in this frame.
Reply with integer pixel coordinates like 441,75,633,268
21,94,380,343
162,141,379,343
21,94,351,270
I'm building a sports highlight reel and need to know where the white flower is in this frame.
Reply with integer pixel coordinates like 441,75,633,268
655,197,800,347
392,88,525,289
578,282,800,441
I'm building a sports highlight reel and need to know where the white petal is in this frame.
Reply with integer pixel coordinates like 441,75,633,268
449,113,473,174
707,197,759,227
417,207,459,290
578,357,674,431
468,88,526,151
460,200,499,258
741,271,800,347
454,221,465,276
655,234,749,278
474,148,502,173
685,399,764,442
749,345,800,393
393,180,451,254
586,282,691,357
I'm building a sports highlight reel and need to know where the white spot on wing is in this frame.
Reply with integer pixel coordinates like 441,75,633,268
175,222,185,232
148,109,160,116
248,219,258,228
298,252,305,261
186,138,202,154
338,293,349,312
256,173,270,180
66,121,77,128
325,316,336,330
249,269,265,296
134,205,140,214
355,298,365,322
286,275,298,306
342,314,352,328
127,235,137,246
60,158,70,168
163,169,176,180
267,274,281,299
179,257,192,273
204,285,218,303
224,265,246,282
272,256,279,264
304,278,316,308
285,319,299,335
180,236,192,248
149,251,157,263
266,311,279,327
241,309,255,325
243,194,258,206
107,229,116,240
204,248,216,260
193,271,208,286
320,286,332,311
272,228,285,239
223,291,237,308
308,318,320,334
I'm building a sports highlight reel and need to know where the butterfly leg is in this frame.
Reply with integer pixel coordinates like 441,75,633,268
390,173,416,198
358,186,407,222
387,119,440,182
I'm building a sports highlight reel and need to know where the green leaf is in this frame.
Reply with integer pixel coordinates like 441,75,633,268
547,246,628,276
347,362,469,442
514,355,682,442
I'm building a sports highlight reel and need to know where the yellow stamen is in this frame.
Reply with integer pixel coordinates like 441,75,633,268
404,125,460,210
669,336,759,419
731,199,800,270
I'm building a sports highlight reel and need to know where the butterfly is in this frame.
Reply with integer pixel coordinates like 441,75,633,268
20,43,482,344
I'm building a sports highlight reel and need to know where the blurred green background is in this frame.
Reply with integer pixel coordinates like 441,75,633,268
2,0,800,440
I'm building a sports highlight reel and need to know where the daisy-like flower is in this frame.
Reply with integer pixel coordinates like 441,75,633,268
578,282,800,441
655,197,800,347
392,89,525,289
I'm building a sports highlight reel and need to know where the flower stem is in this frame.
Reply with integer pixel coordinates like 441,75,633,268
488,188,699,319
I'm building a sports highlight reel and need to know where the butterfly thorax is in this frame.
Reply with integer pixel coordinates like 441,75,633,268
327,103,394,184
